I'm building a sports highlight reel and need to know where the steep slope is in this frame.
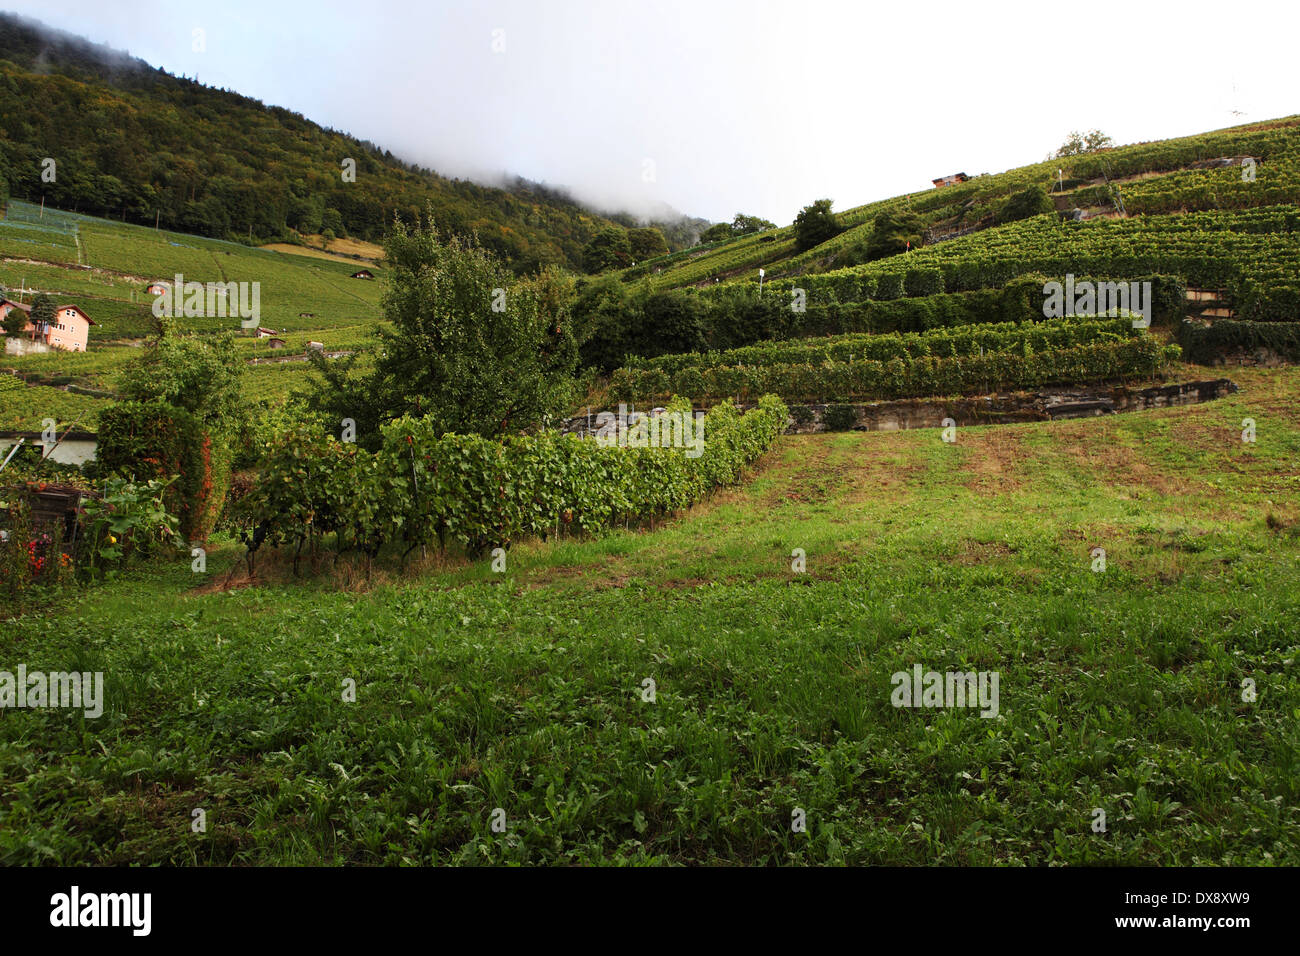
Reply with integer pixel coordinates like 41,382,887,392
0,13,619,273
629,116,1300,289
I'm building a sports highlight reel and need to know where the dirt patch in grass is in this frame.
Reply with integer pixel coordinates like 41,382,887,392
959,428,1029,492
758,435,840,506
1055,432,1191,497
826,434,928,504
950,539,1018,565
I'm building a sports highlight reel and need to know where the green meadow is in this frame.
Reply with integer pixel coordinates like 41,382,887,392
2,367,1296,865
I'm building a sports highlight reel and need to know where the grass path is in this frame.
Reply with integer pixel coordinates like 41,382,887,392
1,368,1297,865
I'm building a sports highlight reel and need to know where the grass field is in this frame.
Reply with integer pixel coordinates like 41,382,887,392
2,367,1296,865
1,201,386,341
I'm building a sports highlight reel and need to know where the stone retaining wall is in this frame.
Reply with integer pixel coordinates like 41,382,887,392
560,380,1238,437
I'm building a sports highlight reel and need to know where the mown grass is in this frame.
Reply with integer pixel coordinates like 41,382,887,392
1,369,1297,865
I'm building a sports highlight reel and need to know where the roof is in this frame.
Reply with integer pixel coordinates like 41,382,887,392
54,305,96,326
0,298,31,313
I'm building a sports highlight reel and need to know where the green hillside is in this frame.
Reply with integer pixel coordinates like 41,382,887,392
0,12,627,274
0,198,386,429
628,117,1300,290
579,116,1300,408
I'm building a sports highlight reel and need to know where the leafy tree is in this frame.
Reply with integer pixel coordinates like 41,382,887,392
793,199,843,252
288,196,324,234
108,327,248,540
732,213,776,235
996,184,1055,225
700,222,734,244
307,215,579,442
639,291,706,357
628,226,669,261
322,206,344,237
117,325,248,436
864,209,925,260
574,274,637,372
1084,130,1114,152
2,306,28,337
582,226,633,273
1054,129,1114,158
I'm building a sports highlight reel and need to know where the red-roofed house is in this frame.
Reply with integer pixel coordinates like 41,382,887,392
45,305,95,351
0,297,32,325
2,299,95,352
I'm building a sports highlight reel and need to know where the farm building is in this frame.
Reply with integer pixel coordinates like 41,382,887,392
255,327,277,338
267,338,286,349
350,269,374,280
146,280,170,295
931,172,970,188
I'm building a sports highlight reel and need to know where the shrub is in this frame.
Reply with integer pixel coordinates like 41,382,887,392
1176,318,1300,364
0,496,74,607
94,400,226,543
793,199,844,252
875,273,905,300
996,185,1055,225
78,476,181,580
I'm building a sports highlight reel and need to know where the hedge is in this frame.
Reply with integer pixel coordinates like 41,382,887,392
94,400,231,543
622,317,1139,375
1175,318,1300,364
238,395,789,563
611,338,1180,404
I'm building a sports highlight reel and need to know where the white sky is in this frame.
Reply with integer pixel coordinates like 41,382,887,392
11,0,1300,224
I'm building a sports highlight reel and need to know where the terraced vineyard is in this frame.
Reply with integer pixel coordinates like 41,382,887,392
600,118,1300,409
612,320,1174,404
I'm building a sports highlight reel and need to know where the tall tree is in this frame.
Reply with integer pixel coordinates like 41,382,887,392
117,326,247,436
582,226,633,273
628,226,669,260
732,213,776,235
793,199,843,252
1,305,28,338
1054,129,1114,158
29,293,56,333
307,215,579,443
865,209,925,260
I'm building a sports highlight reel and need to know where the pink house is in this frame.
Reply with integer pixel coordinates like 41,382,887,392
0,297,32,326
0,299,94,351
44,305,95,352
